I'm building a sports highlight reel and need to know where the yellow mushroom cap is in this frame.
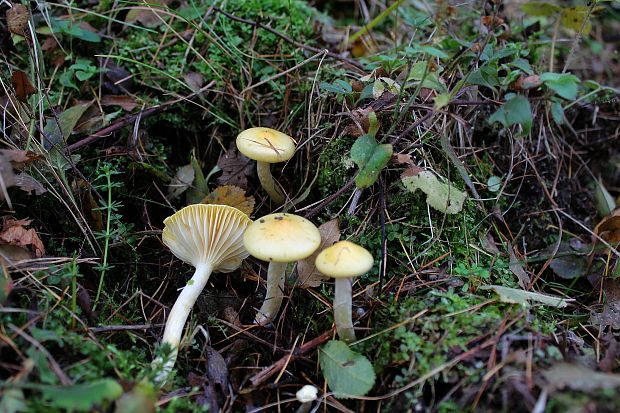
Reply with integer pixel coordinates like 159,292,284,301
236,127,296,163
315,241,373,278
243,213,320,262
162,204,252,272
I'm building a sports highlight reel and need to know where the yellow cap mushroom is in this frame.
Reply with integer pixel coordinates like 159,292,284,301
315,241,373,343
236,127,296,204
154,204,251,383
243,213,320,325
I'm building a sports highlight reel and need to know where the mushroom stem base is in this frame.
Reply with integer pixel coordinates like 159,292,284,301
257,161,285,205
334,277,355,343
153,262,213,384
255,261,287,325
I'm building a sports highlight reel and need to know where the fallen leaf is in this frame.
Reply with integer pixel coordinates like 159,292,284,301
0,217,45,257
183,72,204,93
73,179,103,231
513,75,542,91
547,241,589,279
401,167,467,214
592,209,620,251
167,164,194,200
101,61,133,94
7,4,29,35
0,149,42,169
508,245,530,288
125,1,170,28
591,300,620,330
101,95,138,111
11,70,37,103
297,219,340,288
0,244,34,265
593,177,615,218
201,185,254,216
480,285,570,308
216,147,253,189
542,363,620,392
392,153,413,166
43,102,92,149
13,174,46,196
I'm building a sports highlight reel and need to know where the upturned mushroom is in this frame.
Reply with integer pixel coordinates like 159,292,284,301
315,241,373,343
236,127,296,204
243,213,321,325
154,204,252,383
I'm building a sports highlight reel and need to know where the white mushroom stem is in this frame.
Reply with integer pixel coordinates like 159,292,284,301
257,161,285,205
153,262,213,384
334,277,356,343
255,261,287,325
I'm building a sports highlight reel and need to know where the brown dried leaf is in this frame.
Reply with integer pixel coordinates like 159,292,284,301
7,4,29,35
11,70,36,103
125,1,170,28
392,153,413,166
101,95,138,112
513,75,542,91
13,174,46,196
542,363,620,392
0,149,42,170
0,217,45,257
183,72,204,93
167,164,194,200
216,147,253,189
296,219,340,288
201,185,254,216
594,209,620,245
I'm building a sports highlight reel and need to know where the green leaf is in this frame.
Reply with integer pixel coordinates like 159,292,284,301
185,151,211,204
489,94,532,135
350,133,393,189
54,19,101,43
540,72,580,100
487,176,502,192
41,379,123,411
434,93,450,110
521,2,561,17
560,6,600,34
59,70,79,91
319,340,375,398
480,285,570,308
401,169,467,214
320,80,352,95
43,103,91,149
550,101,565,125
593,177,615,217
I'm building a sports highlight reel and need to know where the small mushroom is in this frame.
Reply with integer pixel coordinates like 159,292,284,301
244,213,321,325
295,384,318,413
154,204,252,383
315,241,373,343
236,127,296,204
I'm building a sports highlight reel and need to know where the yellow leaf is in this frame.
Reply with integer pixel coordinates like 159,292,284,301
201,185,255,216
560,6,603,35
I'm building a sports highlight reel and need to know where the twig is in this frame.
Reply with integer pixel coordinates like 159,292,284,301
303,177,356,219
211,6,364,70
89,323,163,333
250,329,333,387
66,83,215,152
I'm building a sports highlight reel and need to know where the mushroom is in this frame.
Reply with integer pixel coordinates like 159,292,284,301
236,127,296,204
315,241,373,343
243,213,321,325
154,204,252,382
295,384,318,413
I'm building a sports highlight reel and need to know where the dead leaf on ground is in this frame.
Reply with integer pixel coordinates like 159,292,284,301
542,363,620,392
0,243,33,266
125,1,171,28
296,219,340,288
512,75,542,91
0,149,42,169
167,164,194,200
73,179,104,231
13,174,46,196
201,185,255,216
7,4,29,35
0,151,46,206
0,217,45,257
591,300,620,330
392,153,414,166
101,95,138,112
11,70,37,102
43,102,92,149
216,146,253,189
183,72,204,93
593,209,620,246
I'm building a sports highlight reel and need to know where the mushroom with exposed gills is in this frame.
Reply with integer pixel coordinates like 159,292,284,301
315,241,373,343
236,127,296,205
154,204,252,383
243,213,321,325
